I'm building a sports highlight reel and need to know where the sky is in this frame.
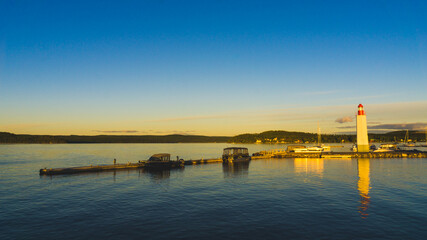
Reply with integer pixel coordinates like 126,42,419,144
1,0,427,136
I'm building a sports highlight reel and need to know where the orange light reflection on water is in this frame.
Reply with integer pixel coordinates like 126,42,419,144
357,158,371,218
294,158,324,176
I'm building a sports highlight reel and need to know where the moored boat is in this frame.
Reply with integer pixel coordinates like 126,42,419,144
292,124,332,153
144,153,184,169
289,145,331,153
294,146,323,153
222,147,251,163
374,144,398,152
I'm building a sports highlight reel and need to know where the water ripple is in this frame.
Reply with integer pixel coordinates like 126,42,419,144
1,144,426,239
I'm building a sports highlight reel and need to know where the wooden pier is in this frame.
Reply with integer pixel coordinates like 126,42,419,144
184,158,222,165
39,151,427,176
40,158,223,175
39,162,146,175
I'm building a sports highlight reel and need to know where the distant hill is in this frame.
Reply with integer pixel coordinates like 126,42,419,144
228,130,427,143
228,130,353,143
1,130,425,144
0,132,230,144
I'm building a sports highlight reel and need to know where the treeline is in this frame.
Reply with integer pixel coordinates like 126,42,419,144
228,130,354,143
370,131,426,143
228,130,427,143
1,130,426,144
0,132,230,144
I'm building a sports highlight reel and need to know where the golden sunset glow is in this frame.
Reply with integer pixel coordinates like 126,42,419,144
294,158,324,176
2,101,427,136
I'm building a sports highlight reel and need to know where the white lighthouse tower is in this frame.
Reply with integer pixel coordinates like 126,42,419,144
356,104,369,152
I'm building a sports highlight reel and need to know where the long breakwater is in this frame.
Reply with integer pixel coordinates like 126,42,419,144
39,150,426,176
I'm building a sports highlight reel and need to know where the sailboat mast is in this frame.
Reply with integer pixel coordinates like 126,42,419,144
317,122,321,146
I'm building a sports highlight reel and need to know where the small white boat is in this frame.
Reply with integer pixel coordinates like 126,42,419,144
294,146,322,153
292,124,332,153
293,145,330,153
374,144,398,152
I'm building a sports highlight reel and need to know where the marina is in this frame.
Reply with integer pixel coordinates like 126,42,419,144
268,150,427,159
40,108,427,175
39,149,427,175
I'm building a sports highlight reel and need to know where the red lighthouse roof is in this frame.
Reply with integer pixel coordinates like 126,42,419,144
358,104,365,115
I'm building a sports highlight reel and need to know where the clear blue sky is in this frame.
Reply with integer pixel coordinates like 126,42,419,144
1,0,426,135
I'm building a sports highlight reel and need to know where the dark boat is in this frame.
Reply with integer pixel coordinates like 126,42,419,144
144,153,184,169
222,147,251,164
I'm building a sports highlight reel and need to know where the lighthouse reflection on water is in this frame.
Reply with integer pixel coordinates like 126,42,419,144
357,158,371,218
292,157,371,218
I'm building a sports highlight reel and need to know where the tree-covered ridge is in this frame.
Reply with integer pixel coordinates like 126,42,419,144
228,130,427,143
0,132,230,144
1,130,426,144
229,130,353,143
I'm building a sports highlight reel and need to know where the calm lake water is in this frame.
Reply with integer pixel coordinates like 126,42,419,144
1,143,426,239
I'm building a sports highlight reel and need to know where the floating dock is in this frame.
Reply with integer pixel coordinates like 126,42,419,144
40,151,427,176
40,158,222,175
40,162,146,175
184,158,222,165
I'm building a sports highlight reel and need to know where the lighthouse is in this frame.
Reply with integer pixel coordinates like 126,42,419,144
356,104,369,152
